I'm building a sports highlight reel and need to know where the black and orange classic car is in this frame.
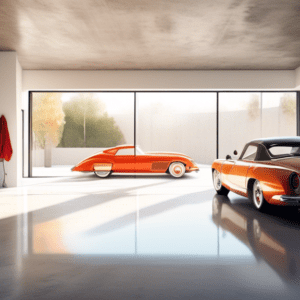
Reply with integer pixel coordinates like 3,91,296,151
212,137,300,212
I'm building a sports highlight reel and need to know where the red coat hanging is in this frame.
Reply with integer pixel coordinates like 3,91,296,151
0,115,13,161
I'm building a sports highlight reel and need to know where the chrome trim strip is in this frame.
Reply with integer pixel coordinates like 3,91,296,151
277,195,300,205
189,167,199,171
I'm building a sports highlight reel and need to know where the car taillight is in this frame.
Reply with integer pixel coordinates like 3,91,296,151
289,172,300,193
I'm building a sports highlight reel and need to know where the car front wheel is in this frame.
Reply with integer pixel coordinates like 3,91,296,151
169,162,185,178
252,180,269,211
213,169,229,196
94,171,111,178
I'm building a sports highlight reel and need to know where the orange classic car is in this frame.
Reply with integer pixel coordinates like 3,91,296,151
212,137,300,212
72,145,199,178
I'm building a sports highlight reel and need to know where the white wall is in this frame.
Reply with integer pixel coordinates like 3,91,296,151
16,57,23,185
296,66,300,90
0,52,22,187
23,70,297,91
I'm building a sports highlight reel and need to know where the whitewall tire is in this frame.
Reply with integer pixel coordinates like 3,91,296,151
252,180,269,211
169,162,185,178
213,170,229,196
94,171,111,178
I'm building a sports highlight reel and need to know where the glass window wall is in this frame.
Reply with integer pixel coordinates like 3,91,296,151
31,92,134,176
136,92,217,165
30,91,298,177
262,92,296,138
219,93,262,159
219,92,297,159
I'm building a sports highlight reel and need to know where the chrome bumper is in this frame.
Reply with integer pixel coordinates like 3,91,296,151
278,195,300,205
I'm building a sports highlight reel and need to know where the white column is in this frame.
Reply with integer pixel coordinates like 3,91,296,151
296,66,300,90
0,52,23,187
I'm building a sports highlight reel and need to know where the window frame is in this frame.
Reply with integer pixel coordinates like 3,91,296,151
28,91,299,177
241,144,258,161
115,148,135,156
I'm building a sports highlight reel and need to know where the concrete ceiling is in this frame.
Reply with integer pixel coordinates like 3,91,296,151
1,0,300,70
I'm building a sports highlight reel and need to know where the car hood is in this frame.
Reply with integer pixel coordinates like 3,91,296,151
145,151,193,161
262,157,300,173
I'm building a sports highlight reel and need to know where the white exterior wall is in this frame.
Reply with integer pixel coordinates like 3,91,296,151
33,148,107,167
0,52,22,187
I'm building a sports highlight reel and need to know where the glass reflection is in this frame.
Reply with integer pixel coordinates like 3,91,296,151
31,187,252,258
212,195,300,283
32,193,218,256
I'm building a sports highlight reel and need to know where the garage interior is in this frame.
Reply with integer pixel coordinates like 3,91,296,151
1,1,300,299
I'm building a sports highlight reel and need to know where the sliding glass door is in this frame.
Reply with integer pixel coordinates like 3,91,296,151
31,92,134,177
136,92,217,165
29,91,298,177
219,92,297,159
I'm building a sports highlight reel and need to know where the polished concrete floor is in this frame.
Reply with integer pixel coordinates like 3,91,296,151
1,167,300,299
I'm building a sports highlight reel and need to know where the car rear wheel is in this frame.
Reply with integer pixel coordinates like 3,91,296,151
252,180,269,211
213,170,229,196
94,171,111,178
169,162,185,178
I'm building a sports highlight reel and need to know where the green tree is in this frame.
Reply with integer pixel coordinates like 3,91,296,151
32,93,65,167
247,94,260,120
280,93,296,118
58,94,125,147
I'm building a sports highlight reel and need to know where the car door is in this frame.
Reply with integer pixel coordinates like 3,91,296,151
221,158,236,188
135,154,170,173
135,154,154,172
227,145,257,192
113,148,135,172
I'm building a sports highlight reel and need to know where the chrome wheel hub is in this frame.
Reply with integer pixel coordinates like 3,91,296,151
253,181,263,208
169,162,185,178
174,166,181,174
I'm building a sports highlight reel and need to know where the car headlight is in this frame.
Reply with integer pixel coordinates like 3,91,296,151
289,172,300,194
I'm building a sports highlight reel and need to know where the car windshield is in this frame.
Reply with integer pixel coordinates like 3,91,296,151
269,146,300,157
242,145,257,161
136,146,145,156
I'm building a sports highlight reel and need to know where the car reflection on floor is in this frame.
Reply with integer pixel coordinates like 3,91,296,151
212,195,300,284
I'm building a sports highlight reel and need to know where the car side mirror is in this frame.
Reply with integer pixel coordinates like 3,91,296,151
233,150,238,156
226,155,232,160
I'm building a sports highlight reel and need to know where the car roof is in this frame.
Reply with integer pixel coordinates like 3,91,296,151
249,136,300,148
114,145,134,149
240,137,300,161
102,145,134,154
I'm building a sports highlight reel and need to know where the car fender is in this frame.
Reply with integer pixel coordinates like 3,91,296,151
247,164,293,204
73,157,113,172
167,160,187,171
169,158,194,168
212,159,224,173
